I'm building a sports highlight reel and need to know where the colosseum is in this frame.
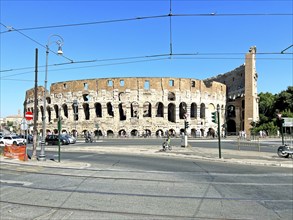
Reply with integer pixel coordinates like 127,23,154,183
24,46,259,138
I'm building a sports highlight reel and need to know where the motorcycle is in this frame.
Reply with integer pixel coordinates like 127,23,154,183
162,138,172,151
277,144,293,158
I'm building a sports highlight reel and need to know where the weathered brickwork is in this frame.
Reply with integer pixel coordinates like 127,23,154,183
24,46,259,137
204,46,259,135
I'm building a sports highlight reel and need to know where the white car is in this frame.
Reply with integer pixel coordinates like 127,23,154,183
63,134,76,144
0,135,26,146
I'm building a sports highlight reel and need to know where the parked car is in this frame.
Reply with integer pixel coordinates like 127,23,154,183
19,134,33,143
63,134,76,144
0,135,26,146
45,134,70,145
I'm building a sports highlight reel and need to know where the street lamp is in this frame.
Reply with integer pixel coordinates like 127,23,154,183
39,34,64,161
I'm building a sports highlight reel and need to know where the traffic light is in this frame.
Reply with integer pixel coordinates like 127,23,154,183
184,121,190,129
276,118,284,127
211,111,217,123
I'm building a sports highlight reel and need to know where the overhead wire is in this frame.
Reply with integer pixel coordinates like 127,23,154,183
0,23,74,63
0,13,291,34
1,8,292,77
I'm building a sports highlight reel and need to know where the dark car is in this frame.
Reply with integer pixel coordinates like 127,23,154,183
45,134,69,145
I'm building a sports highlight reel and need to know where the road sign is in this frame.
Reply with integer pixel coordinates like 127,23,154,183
20,123,28,130
25,111,33,120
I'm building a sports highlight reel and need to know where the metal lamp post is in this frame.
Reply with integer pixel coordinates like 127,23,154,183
39,35,64,161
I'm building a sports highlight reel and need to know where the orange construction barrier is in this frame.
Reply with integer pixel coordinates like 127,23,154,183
3,144,28,161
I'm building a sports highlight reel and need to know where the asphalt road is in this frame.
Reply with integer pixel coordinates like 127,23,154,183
53,137,284,153
1,147,292,220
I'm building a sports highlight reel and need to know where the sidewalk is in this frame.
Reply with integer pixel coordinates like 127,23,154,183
1,144,292,169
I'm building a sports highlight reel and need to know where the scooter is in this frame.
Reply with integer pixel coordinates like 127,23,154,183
162,138,172,151
277,144,293,158
85,136,93,143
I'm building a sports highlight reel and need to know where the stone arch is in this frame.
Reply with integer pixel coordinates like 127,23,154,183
144,129,151,137
83,103,90,120
156,129,164,137
119,103,126,121
94,129,103,137
131,129,139,137
107,130,114,137
156,102,164,117
180,128,185,135
227,105,236,117
47,106,52,122
107,102,114,117
168,92,176,101
179,102,187,119
131,102,139,118
143,102,151,117
95,102,102,118
72,103,79,121
46,97,51,104
40,106,44,121
190,103,197,119
200,103,205,119
168,129,176,137
227,119,236,135
168,103,176,123
62,104,68,118
118,129,126,136
191,128,196,137
54,104,59,118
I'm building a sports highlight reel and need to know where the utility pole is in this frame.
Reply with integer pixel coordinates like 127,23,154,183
32,48,38,160
217,106,222,159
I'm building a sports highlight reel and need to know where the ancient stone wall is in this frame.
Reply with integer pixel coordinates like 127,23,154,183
24,77,226,138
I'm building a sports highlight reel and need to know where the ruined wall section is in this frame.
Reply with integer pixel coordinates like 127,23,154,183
24,77,226,137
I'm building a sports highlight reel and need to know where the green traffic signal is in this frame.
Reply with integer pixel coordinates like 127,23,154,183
184,121,190,129
211,111,217,123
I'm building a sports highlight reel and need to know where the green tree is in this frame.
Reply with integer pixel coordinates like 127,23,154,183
274,86,293,112
258,92,276,117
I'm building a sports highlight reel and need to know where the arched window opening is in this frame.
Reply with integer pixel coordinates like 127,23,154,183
227,105,236,117
156,129,164,137
156,102,164,117
191,103,197,118
54,105,59,118
95,103,102,117
47,107,52,122
200,103,205,119
40,106,44,122
118,92,125,101
83,94,89,102
144,129,151,137
179,102,187,119
62,104,68,118
46,97,51,104
143,102,151,117
168,92,176,101
107,130,114,137
107,102,114,117
227,120,236,135
83,103,90,120
119,103,126,121
131,102,139,118
118,129,126,137
168,103,176,122
72,103,79,121
131,129,138,137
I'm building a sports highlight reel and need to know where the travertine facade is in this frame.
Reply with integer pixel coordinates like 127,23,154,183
24,46,259,137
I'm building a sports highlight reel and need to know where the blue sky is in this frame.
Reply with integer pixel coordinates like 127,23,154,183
0,0,292,118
